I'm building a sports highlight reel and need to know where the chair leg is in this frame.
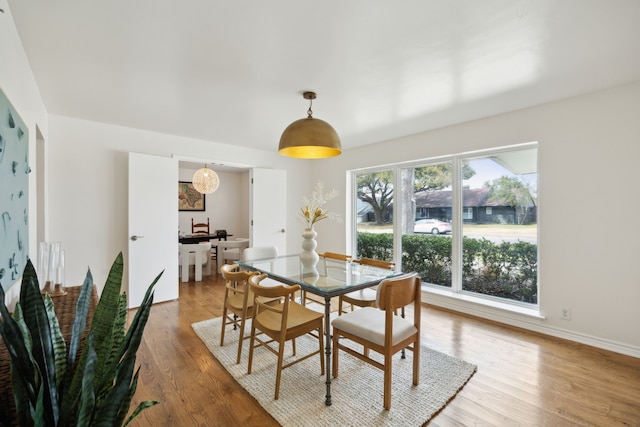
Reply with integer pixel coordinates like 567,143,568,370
275,337,286,400
332,328,339,378
318,323,325,375
236,315,247,364
383,353,392,410
220,307,228,346
247,325,256,375
413,337,420,386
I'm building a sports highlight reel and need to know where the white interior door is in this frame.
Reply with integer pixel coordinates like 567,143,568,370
250,168,287,255
128,153,178,308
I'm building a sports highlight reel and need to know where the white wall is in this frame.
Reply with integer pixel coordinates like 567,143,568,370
178,167,249,239
45,115,310,294
0,5,48,306
310,81,640,357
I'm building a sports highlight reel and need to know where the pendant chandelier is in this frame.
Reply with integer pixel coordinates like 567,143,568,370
278,91,342,159
192,164,220,194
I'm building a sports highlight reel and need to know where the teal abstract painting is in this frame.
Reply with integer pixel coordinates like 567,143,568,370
0,89,29,290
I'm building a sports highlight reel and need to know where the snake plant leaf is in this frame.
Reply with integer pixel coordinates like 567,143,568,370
117,270,161,358
96,293,127,392
75,334,97,427
92,356,136,426
7,304,36,427
0,278,37,405
115,367,140,426
117,368,159,426
18,262,59,426
60,254,125,424
101,270,160,395
123,400,159,427
68,270,95,368
43,294,67,389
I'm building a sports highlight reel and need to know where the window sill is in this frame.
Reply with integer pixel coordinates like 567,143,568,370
421,285,545,320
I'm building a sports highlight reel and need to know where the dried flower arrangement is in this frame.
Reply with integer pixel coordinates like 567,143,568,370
299,182,342,229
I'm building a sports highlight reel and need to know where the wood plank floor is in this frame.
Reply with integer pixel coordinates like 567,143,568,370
129,274,640,426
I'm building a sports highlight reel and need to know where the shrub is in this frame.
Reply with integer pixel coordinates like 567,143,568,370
357,232,537,303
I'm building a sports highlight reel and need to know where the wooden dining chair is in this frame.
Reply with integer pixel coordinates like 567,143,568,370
299,251,352,306
247,273,325,400
338,257,395,315
331,272,421,410
220,264,269,364
191,217,210,235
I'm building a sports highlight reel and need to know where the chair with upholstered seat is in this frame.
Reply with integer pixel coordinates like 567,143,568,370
242,246,283,285
243,246,278,262
338,257,395,314
220,264,280,364
331,272,421,410
221,238,250,265
247,273,325,400
179,242,211,282
191,218,210,235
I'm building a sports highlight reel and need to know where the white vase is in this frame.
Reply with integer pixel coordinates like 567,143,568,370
300,227,319,277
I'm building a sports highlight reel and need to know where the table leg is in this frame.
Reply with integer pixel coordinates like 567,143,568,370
195,251,203,281
180,251,189,282
324,295,332,406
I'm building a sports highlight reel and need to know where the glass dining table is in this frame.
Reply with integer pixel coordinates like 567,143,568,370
237,253,400,406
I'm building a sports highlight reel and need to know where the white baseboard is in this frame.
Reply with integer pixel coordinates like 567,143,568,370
422,288,640,359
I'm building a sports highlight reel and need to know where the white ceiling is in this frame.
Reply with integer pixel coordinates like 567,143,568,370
6,0,640,153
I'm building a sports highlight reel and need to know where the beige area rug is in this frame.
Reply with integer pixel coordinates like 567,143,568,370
192,316,476,426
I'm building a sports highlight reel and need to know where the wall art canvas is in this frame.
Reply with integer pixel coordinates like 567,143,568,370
178,181,205,211
0,88,29,290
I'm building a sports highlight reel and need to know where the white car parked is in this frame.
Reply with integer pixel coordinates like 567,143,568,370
414,219,452,235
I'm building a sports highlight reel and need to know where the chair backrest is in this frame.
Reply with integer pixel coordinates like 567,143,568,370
319,252,351,279
249,273,300,321
354,257,395,270
221,264,258,307
375,273,420,312
192,218,210,235
318,252,352,262
243,246,279,261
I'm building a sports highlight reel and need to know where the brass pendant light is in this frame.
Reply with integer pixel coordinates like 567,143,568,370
192,164,220,194
278,91,342,159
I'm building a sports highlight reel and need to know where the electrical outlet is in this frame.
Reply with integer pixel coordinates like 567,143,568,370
561,307,571,320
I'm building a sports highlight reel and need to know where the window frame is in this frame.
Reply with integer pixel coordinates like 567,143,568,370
350,142,538,310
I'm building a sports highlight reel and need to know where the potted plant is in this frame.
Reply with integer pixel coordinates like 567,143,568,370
0,252,160,426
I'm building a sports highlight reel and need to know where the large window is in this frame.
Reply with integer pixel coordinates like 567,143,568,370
354,169,395,262
352,144,538,306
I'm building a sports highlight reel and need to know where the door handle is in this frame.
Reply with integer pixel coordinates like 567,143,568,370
130,235,144,241
280,229,285,233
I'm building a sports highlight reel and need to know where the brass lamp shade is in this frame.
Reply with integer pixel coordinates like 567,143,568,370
278,117,342,158
278,91,342,159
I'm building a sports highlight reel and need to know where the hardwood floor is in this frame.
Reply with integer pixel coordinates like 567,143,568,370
129,274,640,426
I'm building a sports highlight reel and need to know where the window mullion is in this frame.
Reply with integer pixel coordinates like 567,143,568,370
451,157,462,293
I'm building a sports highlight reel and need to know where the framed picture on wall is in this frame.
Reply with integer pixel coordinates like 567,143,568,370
1,88,29,289
178,181,205,211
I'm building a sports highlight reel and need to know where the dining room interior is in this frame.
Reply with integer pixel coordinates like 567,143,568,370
1,1,639,425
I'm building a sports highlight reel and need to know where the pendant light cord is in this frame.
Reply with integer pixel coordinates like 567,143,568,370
307,98,313,118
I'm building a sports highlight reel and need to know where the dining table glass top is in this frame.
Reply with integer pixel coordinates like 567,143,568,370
237,254,399,298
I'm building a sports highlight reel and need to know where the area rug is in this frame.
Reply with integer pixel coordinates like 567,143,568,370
192,316,476,426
